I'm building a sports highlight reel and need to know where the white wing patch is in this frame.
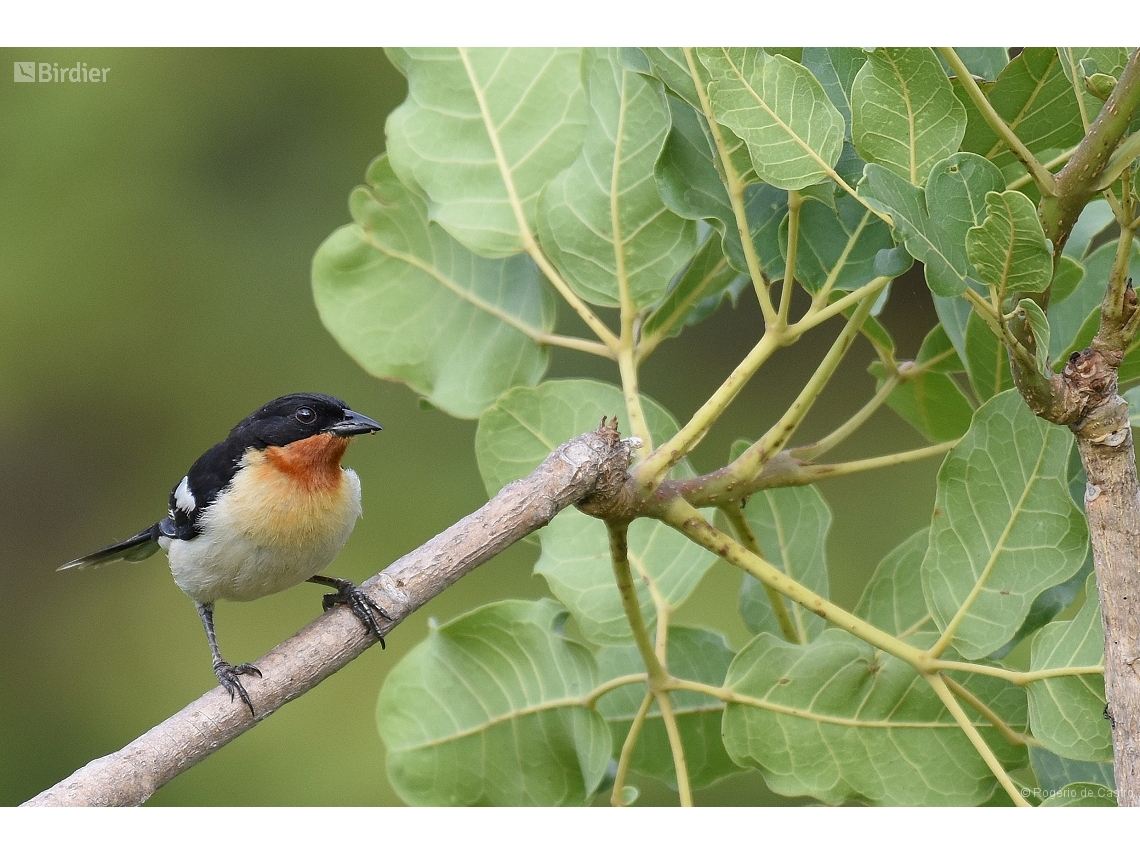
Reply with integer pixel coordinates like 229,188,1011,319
174,476,197,514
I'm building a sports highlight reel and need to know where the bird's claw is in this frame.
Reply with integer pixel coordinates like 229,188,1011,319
214,660,262,716
321,580,391,648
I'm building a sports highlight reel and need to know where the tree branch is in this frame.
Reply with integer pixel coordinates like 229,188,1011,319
24,423,636,807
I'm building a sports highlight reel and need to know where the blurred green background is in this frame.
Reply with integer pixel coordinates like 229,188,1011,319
0,48,942,806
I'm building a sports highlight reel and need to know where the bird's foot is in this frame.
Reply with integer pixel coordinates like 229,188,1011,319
315,577,391,648
213,659,262,716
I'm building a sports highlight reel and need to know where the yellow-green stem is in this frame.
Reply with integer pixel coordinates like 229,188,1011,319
618,347,653,453
795,373,900,461
660,495,926,668
924,673,1031,806
681,47,777,326
943,675,1040,748
778,189,802,328
723,504,802,643
737,285,882,482
938,48,1055,196
654,689,694,806
608,521,667,682
930,659,1104,686
611,690,654,807
638,330,782,490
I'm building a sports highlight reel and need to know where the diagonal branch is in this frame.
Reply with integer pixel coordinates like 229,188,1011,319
24,423,637,807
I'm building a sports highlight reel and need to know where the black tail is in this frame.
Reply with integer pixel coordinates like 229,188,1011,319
57,523,163,571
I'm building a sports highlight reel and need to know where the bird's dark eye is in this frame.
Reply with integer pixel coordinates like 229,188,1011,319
296,406,317,425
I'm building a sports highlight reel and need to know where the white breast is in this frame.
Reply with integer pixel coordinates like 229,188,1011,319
164,467,362,604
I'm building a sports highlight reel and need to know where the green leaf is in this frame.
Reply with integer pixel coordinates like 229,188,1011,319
1062,199,1115,261
722,629,1027,805
989,557,1092,660
475,378,690,494
476,380,716,644
730,469,832,643
957,48,1085,171
639,47,702,110
1011,298,1052,377
642,230,745,342
801,47,867,138
1059,47,1133,123
781,194,897,293
1050,255,1085,305
1027,575,1111,762
922,390,1089,660
870,362,974,443
538,49,696,309
917,324,965,374
596,626,741,790
946,48,1010,82
933,295,975,373
1050,239,1140,368
854,528,933,636
859,152,1004,297
654,95,782,276
698,48,845,190
313,155,554,419
535,510,717,644
385,48,586,257
1029,744,1114,794
377,599,610,806
963,311,1013,401
851,48,967,186
966,190,1053,301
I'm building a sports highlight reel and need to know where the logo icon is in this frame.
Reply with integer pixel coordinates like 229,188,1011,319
14,62,35,82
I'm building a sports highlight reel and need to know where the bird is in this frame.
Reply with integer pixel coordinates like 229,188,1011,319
58,392,389,716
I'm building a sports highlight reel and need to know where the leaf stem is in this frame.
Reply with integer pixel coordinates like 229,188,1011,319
534,332,615,358
731,285,881,484
807,210,877,314
942,674,1040,748
790,276,891,336
618,348,653,453
924,673,1031,806
1095,129,1140,192
795,373,900,461
1007,146,1078,192
722,504,802,643
584,672,650,707
660,496,927,668
655,690,693,806
778,189,802,328
938,48,1056,197
607,521,667,683
637,329,782,490
611,690,654,806
681,47,777,326
929,659,1104,686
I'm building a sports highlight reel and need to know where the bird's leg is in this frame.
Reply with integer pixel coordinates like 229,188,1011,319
307,575,391,647
195,601,261,716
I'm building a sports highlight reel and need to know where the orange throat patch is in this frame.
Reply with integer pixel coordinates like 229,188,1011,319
263,433,351,492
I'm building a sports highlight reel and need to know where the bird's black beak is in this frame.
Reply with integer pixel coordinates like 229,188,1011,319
328,409,383,437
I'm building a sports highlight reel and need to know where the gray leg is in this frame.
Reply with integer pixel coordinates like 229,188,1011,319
195,601,261,716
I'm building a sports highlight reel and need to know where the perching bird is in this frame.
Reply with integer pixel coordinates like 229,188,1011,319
59,392,388,715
